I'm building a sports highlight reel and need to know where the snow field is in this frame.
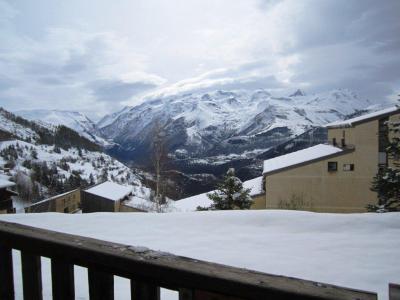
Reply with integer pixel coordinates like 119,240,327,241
1,210,399,299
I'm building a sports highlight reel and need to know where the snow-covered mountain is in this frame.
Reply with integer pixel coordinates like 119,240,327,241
99,88,377,160
95,87,387,197
16,110,111,146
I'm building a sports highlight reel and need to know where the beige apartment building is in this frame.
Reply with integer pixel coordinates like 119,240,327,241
263,106,400,213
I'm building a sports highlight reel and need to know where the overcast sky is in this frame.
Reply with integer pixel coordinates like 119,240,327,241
0,0,399,119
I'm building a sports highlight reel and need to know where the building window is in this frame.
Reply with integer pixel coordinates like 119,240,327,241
332,138,337,146
343,164,354,171
328,161,338,172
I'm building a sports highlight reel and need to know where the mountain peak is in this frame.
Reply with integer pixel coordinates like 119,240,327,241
289,89,306,97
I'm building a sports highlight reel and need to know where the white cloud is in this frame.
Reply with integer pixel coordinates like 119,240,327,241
0,0,399,116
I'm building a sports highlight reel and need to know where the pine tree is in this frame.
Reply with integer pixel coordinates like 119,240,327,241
369,102,400,212
30,148,38,159
202,168,253,210
89,173,95,186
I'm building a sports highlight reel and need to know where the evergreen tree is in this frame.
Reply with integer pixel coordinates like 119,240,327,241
89,173,95,186
30,147,38,159
201,168,253,210
369,103,400,212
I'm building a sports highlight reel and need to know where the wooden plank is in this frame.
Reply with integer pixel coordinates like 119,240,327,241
389,283,400,300
88,268,114,300
51,259,75,300
131,280,160,300
21,251,42,300
0,245,14,300
180,289,244,300
194,290,244,300
0,220,377,300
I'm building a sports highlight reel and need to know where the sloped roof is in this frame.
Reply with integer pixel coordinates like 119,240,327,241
263,144,344,175
243,176,264,196
0,179,15,189
326,106,400,128
85,181,132,201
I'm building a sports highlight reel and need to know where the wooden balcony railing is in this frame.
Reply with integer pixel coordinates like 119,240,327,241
0,220,380,300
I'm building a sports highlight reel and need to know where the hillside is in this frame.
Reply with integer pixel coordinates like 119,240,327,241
16,109,111,147
0,108,151,209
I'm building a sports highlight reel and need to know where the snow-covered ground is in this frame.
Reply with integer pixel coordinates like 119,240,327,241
0,140,141,185
1,210,398,299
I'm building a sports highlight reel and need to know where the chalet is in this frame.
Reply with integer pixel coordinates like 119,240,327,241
82,181,146,213
24,188,81,213
0,179,16,214
263,106,400,213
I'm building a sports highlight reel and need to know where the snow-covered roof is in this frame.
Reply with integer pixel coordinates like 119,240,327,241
25,189,79,208
85,181,133,201
174,192,212,212
243,176,264,196
174,176,264,212
0,179,15,189
326,106,400,128
263,144,344,175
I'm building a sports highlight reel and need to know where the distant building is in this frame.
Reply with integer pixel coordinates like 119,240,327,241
263,106,400,213
0,179,16,214
24,189,81,213
81,181,146,213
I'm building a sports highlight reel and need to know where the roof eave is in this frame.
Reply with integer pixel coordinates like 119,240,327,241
326,108,400,129
263,148,354,177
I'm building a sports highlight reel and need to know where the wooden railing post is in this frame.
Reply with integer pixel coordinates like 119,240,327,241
0,245,14,300
88,268,114,300
51,259,75,300
389,283,400,300
21,251,43,300
179,288,194,300
131,280,160,300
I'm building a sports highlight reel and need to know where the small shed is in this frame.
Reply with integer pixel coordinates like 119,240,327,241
0,179,16,214
81,181,133,213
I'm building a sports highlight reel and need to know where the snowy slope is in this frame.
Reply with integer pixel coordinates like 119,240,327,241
0,139,151,208
0,108,39,141
96,106,131,129
0,140,143,185
1,211,398,299
16,109,111,146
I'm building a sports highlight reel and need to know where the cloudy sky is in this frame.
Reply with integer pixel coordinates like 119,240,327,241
0,0,399,119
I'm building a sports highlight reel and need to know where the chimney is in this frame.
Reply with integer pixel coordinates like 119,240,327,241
341,130,346,148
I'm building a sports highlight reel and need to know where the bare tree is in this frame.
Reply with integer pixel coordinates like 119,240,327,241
151,120,169,212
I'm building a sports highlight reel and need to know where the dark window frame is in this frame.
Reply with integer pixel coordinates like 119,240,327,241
327,161,338,172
